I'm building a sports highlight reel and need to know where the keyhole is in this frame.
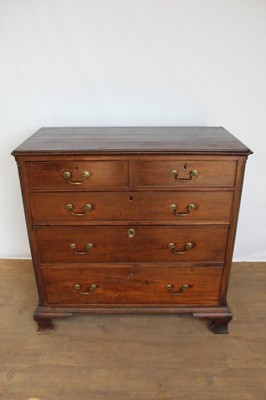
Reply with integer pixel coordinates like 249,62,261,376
183,163,187,170
129,196,133,201
128,228,136,238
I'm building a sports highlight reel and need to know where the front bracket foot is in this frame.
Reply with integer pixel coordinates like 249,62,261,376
209,315,232,334
35,319,54,334
34,307,72,334
194,308,233,334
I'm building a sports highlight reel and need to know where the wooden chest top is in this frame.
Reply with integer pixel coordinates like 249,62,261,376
12,126,252,155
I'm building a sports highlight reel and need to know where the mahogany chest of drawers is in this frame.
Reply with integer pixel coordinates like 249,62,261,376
12,127,252,333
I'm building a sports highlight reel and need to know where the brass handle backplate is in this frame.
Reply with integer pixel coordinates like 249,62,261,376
66,203,93,216
170,169,198,183
168,241,195,255
73,283,98,295
166,283,192,295
170,203,196,217
69,243,94,255
63,170,91,185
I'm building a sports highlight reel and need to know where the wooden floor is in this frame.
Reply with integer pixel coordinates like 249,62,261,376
0,260,266,400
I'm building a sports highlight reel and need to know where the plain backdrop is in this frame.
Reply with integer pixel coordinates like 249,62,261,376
0,0,265,260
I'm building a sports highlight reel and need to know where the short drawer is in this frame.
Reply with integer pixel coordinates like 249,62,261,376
30,191,233,222
42,266,222,305
26,160,129,189
36,225,228,264
134,160,237,187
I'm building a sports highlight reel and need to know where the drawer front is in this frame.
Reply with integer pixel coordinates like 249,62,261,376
134,160,237,187
26,161,129,189
36,225,228,263
30,191,233,222
42,266,222,305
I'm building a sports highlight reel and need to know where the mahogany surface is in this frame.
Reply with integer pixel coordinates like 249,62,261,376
26,160,129,189
29,191,233,222
12,126,252,333
35,225,228,263
42,266,222,305
13,126,251,154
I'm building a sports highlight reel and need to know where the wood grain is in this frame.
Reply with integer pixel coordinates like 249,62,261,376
30,191,234,223
26,160,129,189
12,126,252,154
42,266,222,305
35,225,228,263
134,159,237,186
1,259,265,400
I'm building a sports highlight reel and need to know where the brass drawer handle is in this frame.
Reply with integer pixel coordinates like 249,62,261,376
168,241,195,255
69,243,94,255
166,283,192,295
73,283,98,295
170,169,198,183
170,203,196,217
66,203,93,216
63,170,91,185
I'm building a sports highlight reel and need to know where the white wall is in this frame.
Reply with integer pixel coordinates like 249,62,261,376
0,0,265,260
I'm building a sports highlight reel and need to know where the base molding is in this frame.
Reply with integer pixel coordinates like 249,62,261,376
34,304,232,334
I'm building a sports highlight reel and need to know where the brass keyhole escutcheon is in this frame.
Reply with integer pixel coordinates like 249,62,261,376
128,228,136,239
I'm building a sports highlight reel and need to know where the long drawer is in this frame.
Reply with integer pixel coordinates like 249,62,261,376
134,160,237,187
26,161,129,189
42,266,223,305
36,225,228,263
30,191,233,222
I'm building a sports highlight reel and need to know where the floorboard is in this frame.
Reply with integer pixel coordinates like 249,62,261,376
0,259,265,400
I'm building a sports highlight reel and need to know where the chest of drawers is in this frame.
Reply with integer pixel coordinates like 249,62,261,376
12,127,252,333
